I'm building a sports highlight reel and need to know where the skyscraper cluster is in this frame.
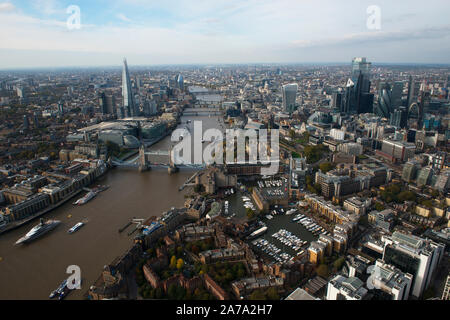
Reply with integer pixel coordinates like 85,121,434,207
339,57,374,115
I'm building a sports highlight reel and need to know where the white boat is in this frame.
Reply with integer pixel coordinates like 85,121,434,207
286,209,296,215
73,191,96,206
68,222,84,234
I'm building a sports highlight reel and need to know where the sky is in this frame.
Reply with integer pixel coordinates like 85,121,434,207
0,0,450,69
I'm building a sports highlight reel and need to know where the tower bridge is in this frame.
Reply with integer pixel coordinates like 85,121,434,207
111,145,205,173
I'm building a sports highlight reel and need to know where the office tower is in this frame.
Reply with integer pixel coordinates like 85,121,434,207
176,74,184,91
383,232,445,298
33,112,39,128
416,167,433,186
136,76,142,91
58,102,64,115
99,92,108,114
326,275,368,300
402,161,420,182
407,75,420,108
352,57,371,80
282,83,298,114
122,58,136,117
418,91,430,127
374,82,392,118
368,260,413,300
23,115,29,130
434,171,450,192
341,79,355,114
391,81,404,108
389,107,407,128
16,87,24,98
380,139,416,162
358,91,374,114
106,95,116,115
331,92,342,110
118,106,125,119
342,58,373,114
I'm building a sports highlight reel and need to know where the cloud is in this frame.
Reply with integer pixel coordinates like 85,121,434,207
291,25,450,48
0,2,15,13
117,13,132,23
32,0,61,15
1,0,450,67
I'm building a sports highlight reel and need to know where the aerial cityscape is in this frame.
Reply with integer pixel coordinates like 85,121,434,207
0,0,449,305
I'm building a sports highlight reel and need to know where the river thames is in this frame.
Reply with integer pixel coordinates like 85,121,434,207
0,113,222,299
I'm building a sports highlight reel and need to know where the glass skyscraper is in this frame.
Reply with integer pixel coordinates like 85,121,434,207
374,82,393,119
282,83,298,114
122,58,136,117
351,57,371,80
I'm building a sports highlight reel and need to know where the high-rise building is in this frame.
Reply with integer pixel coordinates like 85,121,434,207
122,58,136,117
176,74,184,91
331,91,343,110
326,275,368,300
389,107,408,128
434,171,450,192
368,260,413,300
33,112,39,128
282,83,298,114
402,161,420,182
106,95,116,116
382,232,445,298
391,81,404,108
374,82,393,118
23,115,29,130
342,58,373,114
416,167,433,186
99,92,108,114
352,57,371,80
379,139,416,162
58,102,64,115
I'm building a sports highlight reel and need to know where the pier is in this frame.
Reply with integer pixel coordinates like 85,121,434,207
179,171,200,191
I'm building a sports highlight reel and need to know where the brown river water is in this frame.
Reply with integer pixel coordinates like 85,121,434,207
0,113,223,299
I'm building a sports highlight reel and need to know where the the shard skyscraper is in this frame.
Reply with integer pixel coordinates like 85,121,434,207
122,58,136,117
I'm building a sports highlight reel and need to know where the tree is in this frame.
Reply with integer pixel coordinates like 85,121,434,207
168,283,177,299
319,162,334,173
170,255,177,269
292,152,301,159
194,184,204,193
316,264,329,278
106,140,121,157
375,202,385,212
176,258,184,270
289,129,296,139
398,191,416,202
333,257,345,271
266,287,280,300
246,208,256,219
249,290,266,300
430,189,440,198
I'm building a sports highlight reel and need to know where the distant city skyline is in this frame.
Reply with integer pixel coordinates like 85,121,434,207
0,0,450,69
